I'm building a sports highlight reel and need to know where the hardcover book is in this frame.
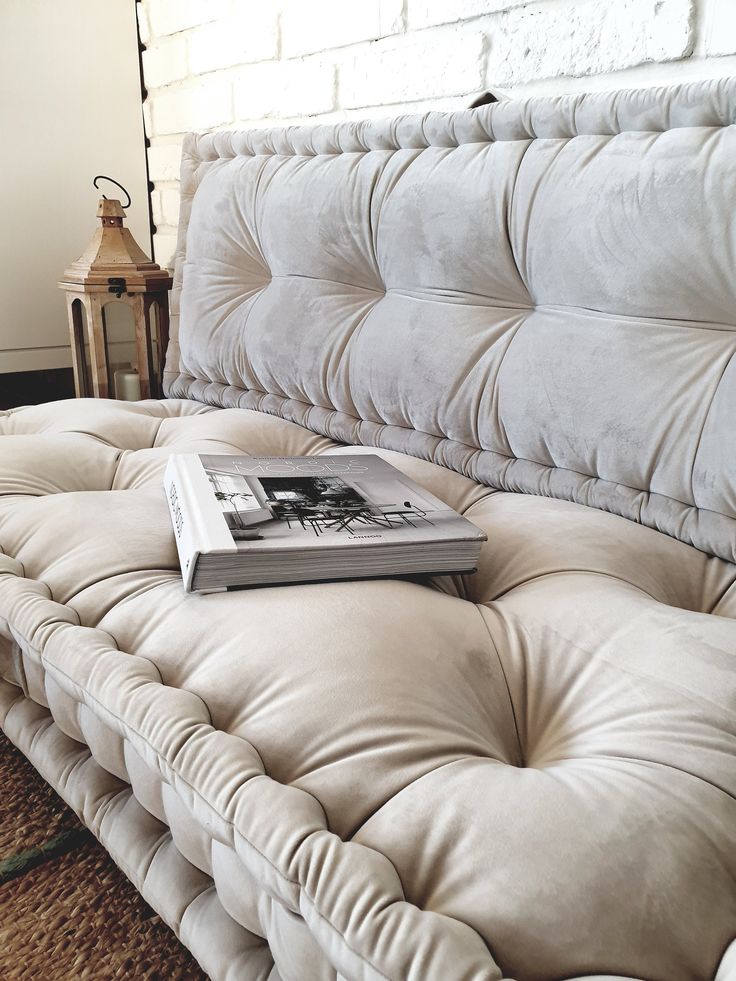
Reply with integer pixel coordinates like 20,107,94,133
164,453,486,592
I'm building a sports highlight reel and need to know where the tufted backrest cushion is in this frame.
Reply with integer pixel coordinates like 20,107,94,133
164,77,736,564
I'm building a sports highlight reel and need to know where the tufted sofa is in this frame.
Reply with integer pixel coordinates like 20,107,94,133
1,77,736,981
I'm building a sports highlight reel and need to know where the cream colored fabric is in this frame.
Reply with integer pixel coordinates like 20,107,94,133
165,77,736,564
0,681,276,981
0,398,734,981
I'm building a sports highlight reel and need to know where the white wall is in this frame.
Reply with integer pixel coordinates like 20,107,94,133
0,0,149,374
138,0,736,271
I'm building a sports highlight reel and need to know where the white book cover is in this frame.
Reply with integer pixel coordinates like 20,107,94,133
165,453,485,591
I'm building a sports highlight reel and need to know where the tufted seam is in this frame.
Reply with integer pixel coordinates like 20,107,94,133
171,379,736,566
216,283,273,396
37,650,301,887
269,273,385,295
143,839,212,922
0,547,27,580
476,568,664,608
0,713,271,980
476,312,531,457
149,416,167,448
690,340,736,503
96,784,138,831
485,584,736,721
504,138,536,301
161,78,736,584
710,579,736,617
2,548,732,976
182,81,736,158
612,754,736,805
299,895,392,981
0,559,501,976
475,606,524,769
41,651,495,978
41,637,460,961
349,756,516,842
27,712,55,756
0,712,278,973
0,570,171,692
163,372,703,509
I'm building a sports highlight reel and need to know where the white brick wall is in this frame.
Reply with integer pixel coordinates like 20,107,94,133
138,0,736,269
233,56,336,119
142,34,187,88
408,0,528,30
702,0,736,56
339,23,487,107
280,0,403,58
489,0,694,86
146,0,230,38
151,74,232,135
188,5,278,73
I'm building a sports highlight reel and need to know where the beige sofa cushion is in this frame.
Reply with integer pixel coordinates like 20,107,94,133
1,398,734,980
165,77,736,564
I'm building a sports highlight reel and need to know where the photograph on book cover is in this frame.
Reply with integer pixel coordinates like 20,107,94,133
200,455,442,546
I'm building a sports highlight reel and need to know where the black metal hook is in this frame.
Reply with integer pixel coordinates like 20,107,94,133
93,175,132,209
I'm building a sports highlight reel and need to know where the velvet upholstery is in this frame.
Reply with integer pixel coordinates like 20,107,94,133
165,77,736,565
1,397,734,980
1,77,735,981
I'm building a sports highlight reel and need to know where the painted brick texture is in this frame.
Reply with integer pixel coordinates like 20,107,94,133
138,0,732,268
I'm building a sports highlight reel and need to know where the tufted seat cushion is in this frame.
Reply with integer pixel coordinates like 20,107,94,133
1,397,734,980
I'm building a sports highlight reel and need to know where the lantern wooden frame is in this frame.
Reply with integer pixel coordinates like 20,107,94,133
59,197,172,399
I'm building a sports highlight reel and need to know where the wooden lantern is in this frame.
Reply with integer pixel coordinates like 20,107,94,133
58,178,172,399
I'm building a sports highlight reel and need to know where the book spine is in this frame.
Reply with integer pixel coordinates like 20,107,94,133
164,456,202,591
165,455,233,591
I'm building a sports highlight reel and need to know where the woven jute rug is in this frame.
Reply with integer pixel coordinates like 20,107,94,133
0,730,208,980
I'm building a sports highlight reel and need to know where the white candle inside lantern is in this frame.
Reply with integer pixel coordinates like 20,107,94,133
114,367,141,401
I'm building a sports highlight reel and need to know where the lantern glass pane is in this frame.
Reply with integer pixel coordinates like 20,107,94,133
103,301,136,396
71,298,92,398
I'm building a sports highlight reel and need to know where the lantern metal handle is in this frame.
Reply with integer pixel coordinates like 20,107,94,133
93,175,131,209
